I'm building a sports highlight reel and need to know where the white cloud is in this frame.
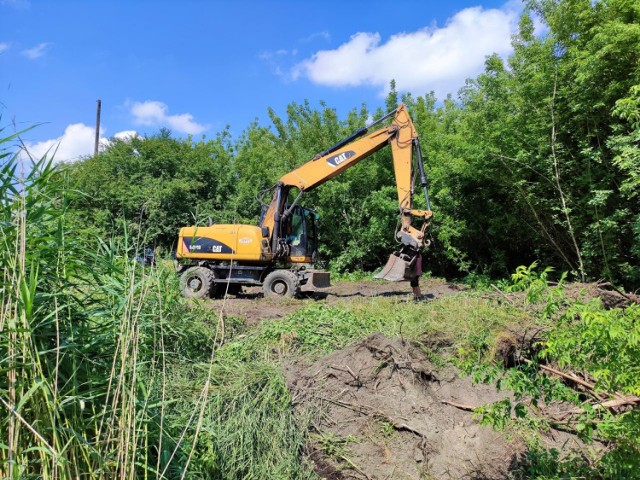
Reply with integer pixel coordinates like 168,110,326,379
114,130,138,141
21,124,139,163
0,42,10,54
21,42,51,59
22,123,97,163
292,5,518,99
129,100,208,135
300,31,330,44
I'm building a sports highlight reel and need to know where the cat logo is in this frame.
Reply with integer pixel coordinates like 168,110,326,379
326,150,355,168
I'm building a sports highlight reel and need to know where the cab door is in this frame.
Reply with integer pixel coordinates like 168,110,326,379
286,206,317,262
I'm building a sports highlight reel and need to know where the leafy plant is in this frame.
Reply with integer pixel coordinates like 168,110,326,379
0,127,233,478
473,264,640,478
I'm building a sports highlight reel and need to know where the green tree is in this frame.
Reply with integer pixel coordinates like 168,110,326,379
430,0,640,287
67,130,235,249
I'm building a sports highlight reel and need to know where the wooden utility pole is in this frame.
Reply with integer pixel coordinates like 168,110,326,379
94,99,101,156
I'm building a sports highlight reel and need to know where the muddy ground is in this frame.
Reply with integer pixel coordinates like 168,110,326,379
206,278,611,479
209,277,465,325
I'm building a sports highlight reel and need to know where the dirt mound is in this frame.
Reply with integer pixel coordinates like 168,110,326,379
286,334,523,480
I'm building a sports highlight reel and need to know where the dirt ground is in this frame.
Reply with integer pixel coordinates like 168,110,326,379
205,277,606,479
209,277,465,325
285,334,523,480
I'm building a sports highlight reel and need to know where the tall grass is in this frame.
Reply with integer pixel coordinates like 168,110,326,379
0,129,319,479
0,130,220,478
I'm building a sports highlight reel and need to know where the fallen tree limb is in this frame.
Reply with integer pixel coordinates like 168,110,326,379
548,419,607,442
555,395,640,417
597,282,640,305
441,400,477,411
490,284,515,305
319,397,427,438
523,358,600,393
522,359,631,401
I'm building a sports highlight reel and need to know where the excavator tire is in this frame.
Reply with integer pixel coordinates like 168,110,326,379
180,266,215,299
263,270,300,298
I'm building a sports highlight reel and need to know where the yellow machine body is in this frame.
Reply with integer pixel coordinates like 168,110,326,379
177,224,314,264
177,224,269,262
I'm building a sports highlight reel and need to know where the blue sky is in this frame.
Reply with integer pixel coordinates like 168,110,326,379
0,0,523,162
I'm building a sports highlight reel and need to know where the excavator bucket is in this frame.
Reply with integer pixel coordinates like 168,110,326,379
374,253,416,282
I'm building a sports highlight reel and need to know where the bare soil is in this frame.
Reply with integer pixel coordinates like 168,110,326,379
285,334,523,480
209,277,465,326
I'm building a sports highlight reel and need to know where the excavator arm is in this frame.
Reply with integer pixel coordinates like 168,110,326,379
262,104,432,280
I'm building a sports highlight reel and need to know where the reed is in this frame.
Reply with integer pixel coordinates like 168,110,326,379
0,129,219,478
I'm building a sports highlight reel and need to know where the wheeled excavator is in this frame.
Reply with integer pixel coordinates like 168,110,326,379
176,103,432,298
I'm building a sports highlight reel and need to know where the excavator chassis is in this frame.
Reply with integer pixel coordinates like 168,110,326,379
178,260,330,299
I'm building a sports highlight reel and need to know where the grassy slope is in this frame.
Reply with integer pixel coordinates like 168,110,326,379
182,289,534,479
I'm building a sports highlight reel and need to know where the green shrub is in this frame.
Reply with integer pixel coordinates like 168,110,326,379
475,265,640,478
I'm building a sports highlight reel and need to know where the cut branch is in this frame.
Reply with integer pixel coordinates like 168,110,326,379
441,400,477,412
556,395,640,417
524,358,598,392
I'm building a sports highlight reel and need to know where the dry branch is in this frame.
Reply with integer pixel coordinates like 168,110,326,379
319,397,428,438
597,281,640,305
441,400,477,412
524,359,597,391
554,395,640,417
490,284,515,305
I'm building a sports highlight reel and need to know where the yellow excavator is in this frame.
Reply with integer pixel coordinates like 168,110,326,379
176,103,432,298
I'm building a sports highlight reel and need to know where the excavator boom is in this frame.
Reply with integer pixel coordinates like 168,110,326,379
262,104,432,281
278,104,416,205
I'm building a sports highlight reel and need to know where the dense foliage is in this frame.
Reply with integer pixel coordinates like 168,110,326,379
441,0,640,286
468,264,640,479
66,128,236,246
65,0,640,289
0,133,310,478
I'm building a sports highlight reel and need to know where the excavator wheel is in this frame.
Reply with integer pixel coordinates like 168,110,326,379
180,266,215,299
263,270,300,298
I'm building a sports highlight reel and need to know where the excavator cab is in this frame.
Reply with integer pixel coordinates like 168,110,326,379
283,205,318,261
